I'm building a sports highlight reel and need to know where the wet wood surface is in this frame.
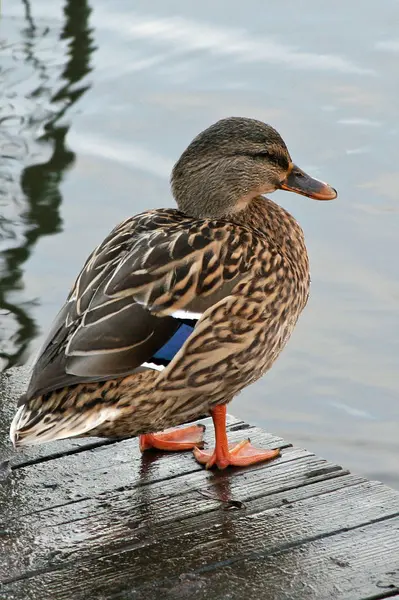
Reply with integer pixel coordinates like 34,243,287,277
1,367,398,600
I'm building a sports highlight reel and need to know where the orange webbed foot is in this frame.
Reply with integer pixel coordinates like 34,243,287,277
193,438,280,470
139,424,205,452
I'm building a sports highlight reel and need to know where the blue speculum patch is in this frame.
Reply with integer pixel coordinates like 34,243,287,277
153,323,195,363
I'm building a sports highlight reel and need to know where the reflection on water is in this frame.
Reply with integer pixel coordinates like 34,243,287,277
0,0,94,370
0,0,398,487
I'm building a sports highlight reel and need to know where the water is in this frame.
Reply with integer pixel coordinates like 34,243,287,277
1,0,398,488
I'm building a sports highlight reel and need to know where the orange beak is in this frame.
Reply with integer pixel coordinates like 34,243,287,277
279,163,337,201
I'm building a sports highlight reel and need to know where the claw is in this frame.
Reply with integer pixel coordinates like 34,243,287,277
193,438,280,469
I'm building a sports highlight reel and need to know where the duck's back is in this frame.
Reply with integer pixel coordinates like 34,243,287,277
21,206,285,404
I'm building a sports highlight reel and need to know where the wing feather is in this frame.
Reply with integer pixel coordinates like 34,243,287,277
24,209,266,401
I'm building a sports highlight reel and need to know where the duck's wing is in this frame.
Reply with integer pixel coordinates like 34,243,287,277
23,209,266,402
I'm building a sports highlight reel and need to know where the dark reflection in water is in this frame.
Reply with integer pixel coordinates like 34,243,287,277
0,0,95,370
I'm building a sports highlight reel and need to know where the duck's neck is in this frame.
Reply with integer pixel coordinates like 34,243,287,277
232,195,309,268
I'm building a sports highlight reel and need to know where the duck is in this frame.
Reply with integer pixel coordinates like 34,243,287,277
10,117,337,469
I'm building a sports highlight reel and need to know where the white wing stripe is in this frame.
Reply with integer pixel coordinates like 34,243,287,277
142,362,165,372
172,310,202,320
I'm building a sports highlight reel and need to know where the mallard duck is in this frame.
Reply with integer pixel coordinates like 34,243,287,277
10,117,337,469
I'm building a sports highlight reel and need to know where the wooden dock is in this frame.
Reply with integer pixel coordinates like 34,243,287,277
0,367,398,600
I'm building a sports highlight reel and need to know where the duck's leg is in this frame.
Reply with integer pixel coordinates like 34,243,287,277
139,424,205,452
193,404,280,469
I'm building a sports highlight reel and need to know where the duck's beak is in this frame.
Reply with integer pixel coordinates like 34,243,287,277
279,163,337,201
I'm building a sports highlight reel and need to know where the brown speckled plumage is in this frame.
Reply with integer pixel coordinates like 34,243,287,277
10,117,336,447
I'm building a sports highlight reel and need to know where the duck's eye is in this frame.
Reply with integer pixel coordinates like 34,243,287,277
254,150,275,161
250,150,289,170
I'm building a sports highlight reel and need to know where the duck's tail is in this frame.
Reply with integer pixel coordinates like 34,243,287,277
9,389,122,448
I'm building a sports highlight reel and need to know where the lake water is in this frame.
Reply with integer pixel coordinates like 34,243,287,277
1,0,398,488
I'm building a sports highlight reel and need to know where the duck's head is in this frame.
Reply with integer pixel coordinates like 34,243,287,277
171,117,337,219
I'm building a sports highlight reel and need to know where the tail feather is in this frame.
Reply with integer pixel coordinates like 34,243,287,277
9,402,122,448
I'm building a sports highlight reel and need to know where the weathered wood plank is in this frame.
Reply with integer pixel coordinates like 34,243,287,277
0,464,361,581
123,519,399,600
0,420,297,519
2,482,399,598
